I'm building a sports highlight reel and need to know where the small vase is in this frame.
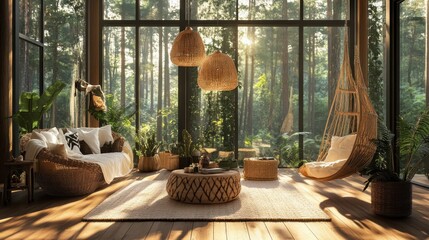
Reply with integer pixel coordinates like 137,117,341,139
199,154,210,168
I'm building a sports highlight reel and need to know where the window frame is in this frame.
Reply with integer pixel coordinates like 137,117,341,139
99,0,355,159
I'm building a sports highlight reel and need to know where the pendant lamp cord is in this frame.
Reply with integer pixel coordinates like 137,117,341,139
187,0,191,26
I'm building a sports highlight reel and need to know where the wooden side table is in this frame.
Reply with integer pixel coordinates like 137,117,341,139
3,160,34,205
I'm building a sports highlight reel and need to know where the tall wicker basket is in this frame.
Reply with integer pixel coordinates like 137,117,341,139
371,181,412,217
158,152,179,170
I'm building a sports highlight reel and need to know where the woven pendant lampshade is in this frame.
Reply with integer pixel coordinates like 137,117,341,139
170,27,205,67
198,51,238,91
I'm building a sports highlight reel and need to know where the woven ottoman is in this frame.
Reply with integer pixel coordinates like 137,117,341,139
166,170,241,204
243,158,279,180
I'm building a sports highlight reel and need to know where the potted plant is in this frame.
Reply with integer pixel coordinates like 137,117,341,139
135,130,162,172
11,80,66,134
178,129,194,169
363,110,429,217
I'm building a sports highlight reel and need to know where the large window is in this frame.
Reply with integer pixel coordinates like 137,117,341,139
15,0,87,130
398,0,429,184
101,0,353,166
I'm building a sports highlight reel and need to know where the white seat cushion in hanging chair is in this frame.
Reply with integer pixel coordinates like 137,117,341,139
299,159,347,179
324,134,356,162
299,134,356,179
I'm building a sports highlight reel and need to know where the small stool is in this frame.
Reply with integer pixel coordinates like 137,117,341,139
243,158,278,180
3,160,34,205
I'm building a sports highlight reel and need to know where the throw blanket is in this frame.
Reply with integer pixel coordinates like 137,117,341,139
68,151,133,184
24,139,47,172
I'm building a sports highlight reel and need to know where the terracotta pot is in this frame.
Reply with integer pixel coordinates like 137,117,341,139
138,155,160,172
371,181,412,217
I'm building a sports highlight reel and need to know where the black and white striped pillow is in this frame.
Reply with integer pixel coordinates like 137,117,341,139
65,132,80,150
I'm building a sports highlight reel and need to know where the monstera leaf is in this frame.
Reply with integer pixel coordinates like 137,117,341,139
12,80,66,133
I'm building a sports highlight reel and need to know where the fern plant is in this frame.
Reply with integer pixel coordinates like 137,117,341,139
398,108,429,181
363,110,429,191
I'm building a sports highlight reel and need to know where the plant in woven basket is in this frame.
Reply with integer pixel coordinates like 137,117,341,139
135,129,162,172
362,110,429,217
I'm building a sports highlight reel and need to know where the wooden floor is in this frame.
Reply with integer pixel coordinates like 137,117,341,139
1,169,428,240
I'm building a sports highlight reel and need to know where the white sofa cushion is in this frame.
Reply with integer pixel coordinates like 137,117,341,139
69,128,101,154
81,125,114,147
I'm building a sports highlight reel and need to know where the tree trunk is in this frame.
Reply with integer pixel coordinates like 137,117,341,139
426,0,429,106
163,27,170,142
157,26,163,141
246,27,255,137
150,30,154,113
280,1,290,133
239,45,249,140
120,27,126,108
50,1,60,127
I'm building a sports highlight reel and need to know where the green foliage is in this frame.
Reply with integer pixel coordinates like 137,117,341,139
275,132,311,167
398,108,429,181
181,129,193,158
134,130,162,157
362,119,399,191
363,110,429,191
12,80,66,134
368,0,385,118
89,94,135,142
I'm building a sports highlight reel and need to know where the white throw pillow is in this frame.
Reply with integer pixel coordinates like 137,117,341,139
324,134,356,162
69,128,101,154
31,131,47,142
81,125,114,147
59,129,83,155
40,127,60,144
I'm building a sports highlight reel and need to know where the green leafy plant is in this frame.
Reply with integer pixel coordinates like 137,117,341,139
275,132,311,167
12,80,66,134
180,129,193,158
89,94,136,141
363,110,429,191
134,130,162,157
398,108,429,181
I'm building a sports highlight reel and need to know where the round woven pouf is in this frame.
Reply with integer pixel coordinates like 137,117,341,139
166,170,241,204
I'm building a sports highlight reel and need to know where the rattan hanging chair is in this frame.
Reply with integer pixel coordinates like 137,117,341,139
299,32,378,181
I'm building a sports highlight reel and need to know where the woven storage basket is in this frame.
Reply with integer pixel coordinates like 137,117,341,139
158,152,180,170
243,158,279,180
371,181,412,217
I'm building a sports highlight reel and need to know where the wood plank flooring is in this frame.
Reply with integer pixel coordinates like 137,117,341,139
0,169,428,240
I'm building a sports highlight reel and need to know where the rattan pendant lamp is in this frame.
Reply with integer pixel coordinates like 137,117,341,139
198,50,238,91
170,0,205,67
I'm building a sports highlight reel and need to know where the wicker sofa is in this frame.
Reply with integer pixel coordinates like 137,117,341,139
21,129,132,196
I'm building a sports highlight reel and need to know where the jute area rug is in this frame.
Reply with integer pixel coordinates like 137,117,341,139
83,169,330,222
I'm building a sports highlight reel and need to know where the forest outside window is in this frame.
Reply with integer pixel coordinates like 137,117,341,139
100,0,354,167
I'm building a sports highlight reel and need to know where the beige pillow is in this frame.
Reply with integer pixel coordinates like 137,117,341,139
324,134,356,162
31,131,47,142
47,143,67,158
40,127,60,144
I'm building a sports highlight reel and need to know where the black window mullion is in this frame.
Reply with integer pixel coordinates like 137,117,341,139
135,0,140,134
299,0,304,160
39,0,44,128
